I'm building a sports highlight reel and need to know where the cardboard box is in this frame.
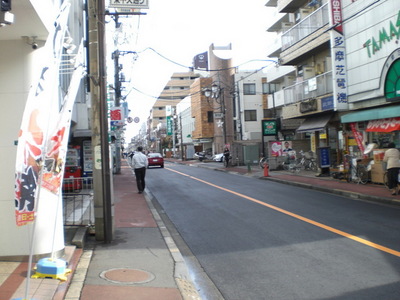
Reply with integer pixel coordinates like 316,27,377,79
373,150,385,162
371,163,385,184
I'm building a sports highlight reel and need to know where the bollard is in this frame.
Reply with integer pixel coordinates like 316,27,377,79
264,163,269,177
247,162,252,173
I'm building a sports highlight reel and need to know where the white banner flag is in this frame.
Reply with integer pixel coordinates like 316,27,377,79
14,1,71,226
42,41,86,194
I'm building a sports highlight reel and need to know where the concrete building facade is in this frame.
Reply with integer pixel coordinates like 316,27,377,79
265,0,400,174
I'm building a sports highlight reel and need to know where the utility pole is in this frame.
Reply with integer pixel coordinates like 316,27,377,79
112,48,122,174
179,114,184,160
108,11,145,174
88,0,114,242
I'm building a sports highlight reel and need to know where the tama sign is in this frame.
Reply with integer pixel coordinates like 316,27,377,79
364,10,400,58
109,0,149,9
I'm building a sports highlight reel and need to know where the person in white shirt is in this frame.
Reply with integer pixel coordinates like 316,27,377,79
132,146,148,194
383,142,400,195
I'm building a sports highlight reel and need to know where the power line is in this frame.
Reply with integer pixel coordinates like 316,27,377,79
124,63,275,101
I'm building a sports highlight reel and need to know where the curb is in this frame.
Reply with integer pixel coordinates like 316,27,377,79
261,176,400,207
144,190,203,300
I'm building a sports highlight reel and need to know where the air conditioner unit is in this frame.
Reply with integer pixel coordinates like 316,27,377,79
284,75,295,86
303,67,315,79
300,8,312,18
295,8,312,22
281,22,294,31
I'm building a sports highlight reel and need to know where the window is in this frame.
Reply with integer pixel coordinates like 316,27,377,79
207,111,214,123
244,110,257,121
243,83,256,95
262,83,277,94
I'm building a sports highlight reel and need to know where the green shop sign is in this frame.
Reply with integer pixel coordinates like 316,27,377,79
166,116,173,135
262,119,278,136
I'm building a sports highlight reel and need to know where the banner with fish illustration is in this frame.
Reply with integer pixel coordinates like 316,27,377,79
14,2,71,227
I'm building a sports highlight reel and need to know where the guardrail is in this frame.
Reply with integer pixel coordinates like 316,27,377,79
62,177,94,226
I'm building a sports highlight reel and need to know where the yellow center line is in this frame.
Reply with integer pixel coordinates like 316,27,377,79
166,167,400,257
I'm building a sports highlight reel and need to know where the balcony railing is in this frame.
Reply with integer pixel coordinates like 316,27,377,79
283,71,333,105
282,3,329,51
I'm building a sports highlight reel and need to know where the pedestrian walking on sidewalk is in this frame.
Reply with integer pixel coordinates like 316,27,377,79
223,147,230,167
132,146,148,194
383,142,400,195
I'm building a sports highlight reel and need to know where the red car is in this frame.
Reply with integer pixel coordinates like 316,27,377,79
147,153,164,168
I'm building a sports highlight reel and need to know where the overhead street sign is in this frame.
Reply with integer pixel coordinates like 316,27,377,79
109,0,149,9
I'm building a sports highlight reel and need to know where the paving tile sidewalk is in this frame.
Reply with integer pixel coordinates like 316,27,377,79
71,160,201,300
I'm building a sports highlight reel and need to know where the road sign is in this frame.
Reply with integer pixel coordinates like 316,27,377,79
109,0,149,9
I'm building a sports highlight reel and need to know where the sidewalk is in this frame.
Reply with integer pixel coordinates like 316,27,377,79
1,158,399,300
1,160,201,300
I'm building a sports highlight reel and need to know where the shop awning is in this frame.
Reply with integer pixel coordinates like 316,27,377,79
297,114,332,133
366,117,400,132
341,105,400,123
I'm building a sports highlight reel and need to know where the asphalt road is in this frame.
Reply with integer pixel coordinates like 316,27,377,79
146,161,400,300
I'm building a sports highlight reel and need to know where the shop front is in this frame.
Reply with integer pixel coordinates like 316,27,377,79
341,105,400,183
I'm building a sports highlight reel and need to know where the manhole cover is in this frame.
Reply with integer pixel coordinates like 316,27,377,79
100,268,155,284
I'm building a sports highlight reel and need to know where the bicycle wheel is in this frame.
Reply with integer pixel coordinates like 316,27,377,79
282,162,290,171
309,160,318,172
259,157,267,169
357,166,369,184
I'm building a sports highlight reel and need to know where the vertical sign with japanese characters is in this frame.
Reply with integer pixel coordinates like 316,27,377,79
329,0,349,111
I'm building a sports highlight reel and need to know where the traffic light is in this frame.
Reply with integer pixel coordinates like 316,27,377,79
1,0,11,11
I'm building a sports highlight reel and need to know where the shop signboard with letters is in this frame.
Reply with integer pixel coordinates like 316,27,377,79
262,119,278,136
329,0,349,111
109,0,149,9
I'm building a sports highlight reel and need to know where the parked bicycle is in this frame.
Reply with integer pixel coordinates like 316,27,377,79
344,155,369,184
259,156,268,169
282,151,300,173
296,150,318,171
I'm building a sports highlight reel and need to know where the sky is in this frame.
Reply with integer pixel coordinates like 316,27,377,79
108,0,275,141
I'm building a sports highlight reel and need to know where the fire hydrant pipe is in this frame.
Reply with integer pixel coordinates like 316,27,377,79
264,163,269,177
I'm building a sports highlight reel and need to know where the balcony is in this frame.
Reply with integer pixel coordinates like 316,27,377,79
282,3,329,51
277,0,309,13
265,34,283,57
283,71,333,105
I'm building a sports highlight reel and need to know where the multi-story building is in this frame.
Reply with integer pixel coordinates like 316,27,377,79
176,95,196,159
339,0,400,183
190,77,214,154
265,0,400,177
265,0,347,168
149,71,200,153
231,71,268,164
